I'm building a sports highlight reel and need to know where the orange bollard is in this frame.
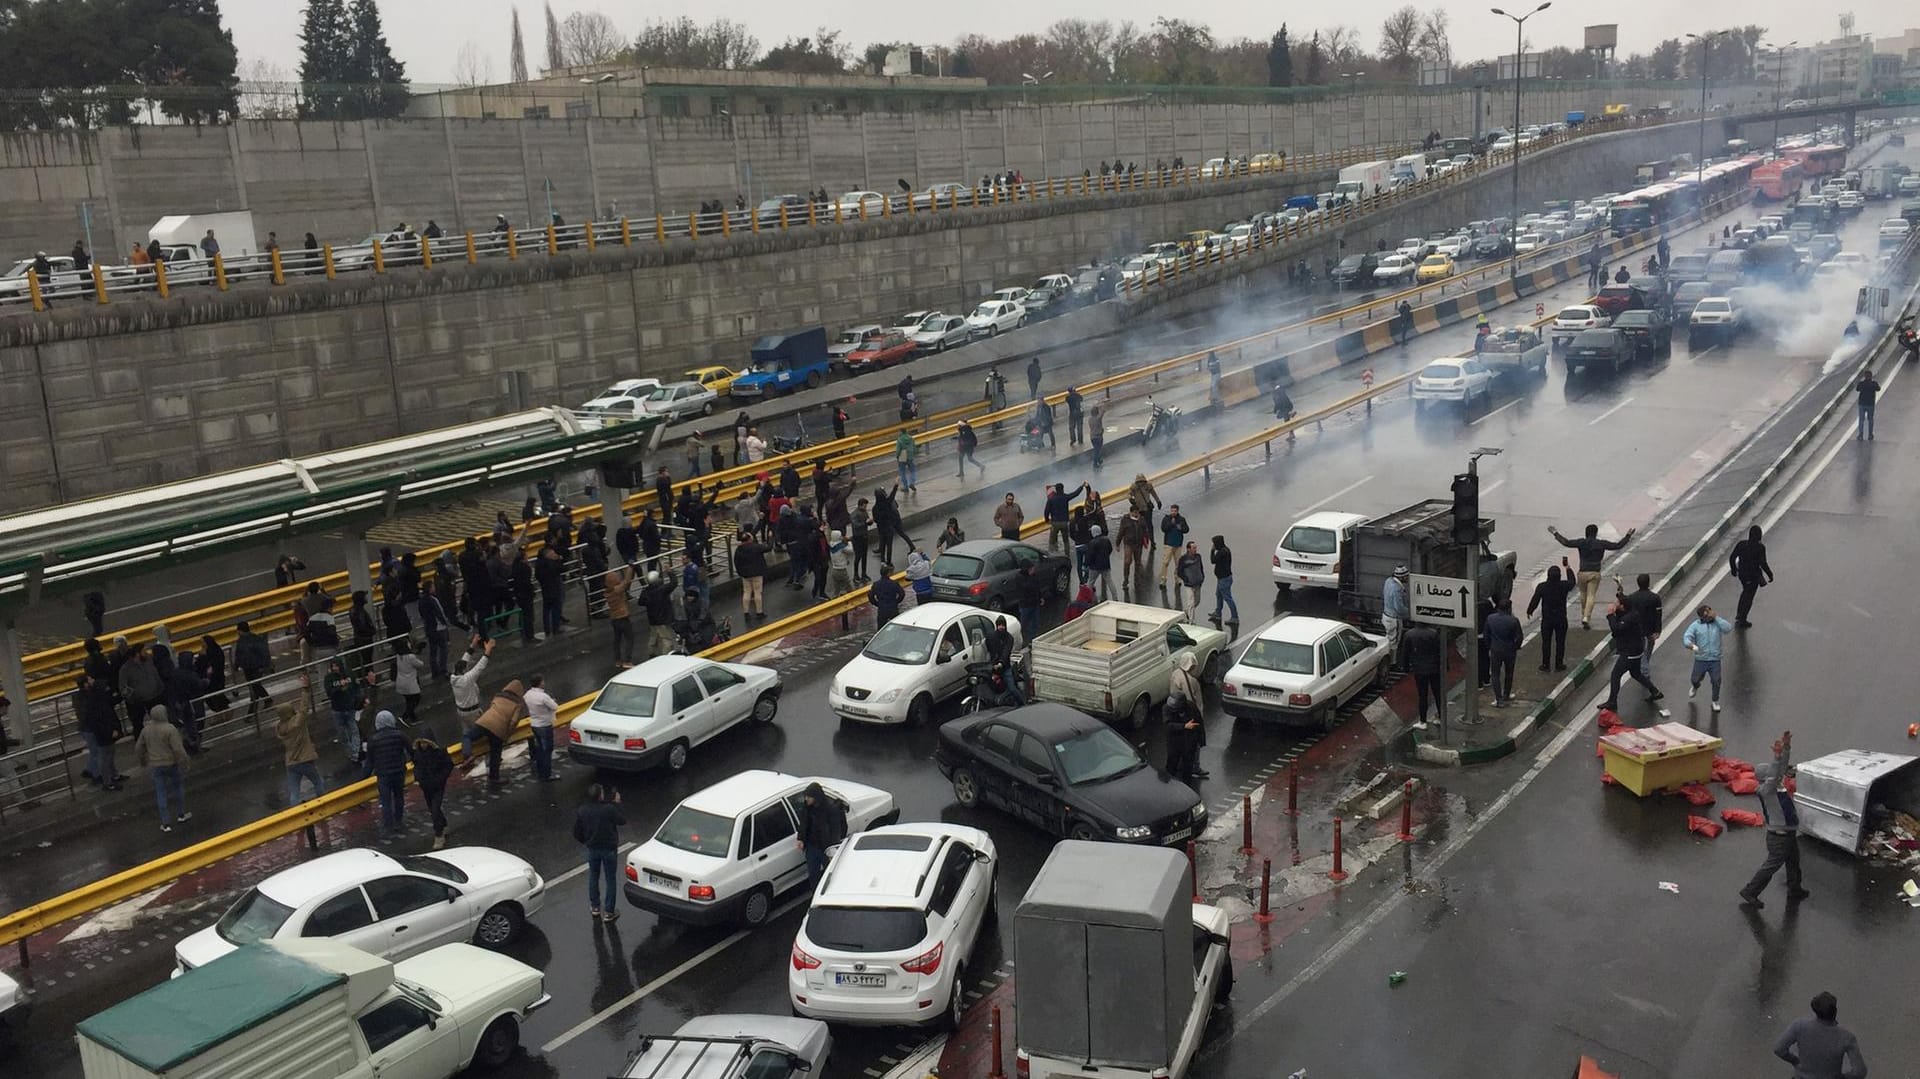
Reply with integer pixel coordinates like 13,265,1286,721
1239,795,1255,855
987,1005,1005,1079
1328,816,1349,882
1255,858,1275,923
1398,781,1415,842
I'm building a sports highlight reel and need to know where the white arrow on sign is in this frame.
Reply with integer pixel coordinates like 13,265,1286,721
1409,573,1474,628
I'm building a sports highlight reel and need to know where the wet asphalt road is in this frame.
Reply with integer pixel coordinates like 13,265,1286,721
7,179,1914,1079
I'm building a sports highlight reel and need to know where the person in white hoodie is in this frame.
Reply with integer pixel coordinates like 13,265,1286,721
451,636,493,760
827,530,854,597
523,674,560,782
392,641,427,725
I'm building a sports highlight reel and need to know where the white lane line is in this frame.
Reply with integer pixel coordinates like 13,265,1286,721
541,896,807,1052
1481,478,1507,496
1470,399,1520,426
541,842,637,888
1297,475,1375,515
1691,344,1720,359
1587,396,1636,426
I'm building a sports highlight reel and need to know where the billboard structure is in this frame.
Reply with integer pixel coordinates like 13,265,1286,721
1496,52,1543,81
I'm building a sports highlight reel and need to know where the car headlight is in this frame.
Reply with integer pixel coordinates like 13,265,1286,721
524,868,539,890
876,687,902,704
1190,804,1208,823
1114,824,1154,840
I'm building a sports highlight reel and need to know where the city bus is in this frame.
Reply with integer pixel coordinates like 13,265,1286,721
1785,143,1848,180
1751,159,1805,201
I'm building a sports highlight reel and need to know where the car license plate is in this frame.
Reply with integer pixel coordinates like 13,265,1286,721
1247,686,1285,700
588,731,616,744
645,871,676,888
1163,827,1190,844
835,972,887,987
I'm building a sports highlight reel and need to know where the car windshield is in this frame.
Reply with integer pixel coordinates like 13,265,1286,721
1696,301,1729,313
654,805,734,857
1053,726,1145,785
1281,526,1337,555
931,554,984,581
970,304,998,318
1559,308,1592,320
215,887,295,946
1615,312,1652,326
1420,363,1463,379
803,906,929,953
399,854,470,883
644,386,675,401
590,682,658,717
862,623,937,665
834,331,862,344
1239,638,1315,675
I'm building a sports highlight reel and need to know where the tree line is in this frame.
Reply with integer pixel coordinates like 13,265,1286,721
0,0,239,129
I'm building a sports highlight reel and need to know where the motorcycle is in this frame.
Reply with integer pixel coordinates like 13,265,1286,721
1142,401,1182,443
1899,317,1918,362
961,659,1023,713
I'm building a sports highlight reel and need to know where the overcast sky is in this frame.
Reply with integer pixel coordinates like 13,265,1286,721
223,0,1915,85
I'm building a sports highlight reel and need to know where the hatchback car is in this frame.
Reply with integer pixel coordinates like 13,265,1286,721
929,539,1073,610
789,823,997,1030
1550,304,1612,348
1372,255,1416,284
1271,511,1369,593
638,380,718,421
910,314,971,352
1219,617,1389,730
829,603,1020,726
844,332,918,372
966,300,1025,337
683,365,737,397
175,848,545,974
934,703,1206,844
1411,357,1494,410
1415,253,1456,282
624,770,897,927
568,655,781,773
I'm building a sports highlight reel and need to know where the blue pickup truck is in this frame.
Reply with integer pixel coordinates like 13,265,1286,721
729,327,831,399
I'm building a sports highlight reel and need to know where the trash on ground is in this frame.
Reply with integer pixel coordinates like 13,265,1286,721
1728,773,1759,794
1686,815,1723,839
1903,879,1920,907
1388,971,1407,987
1721,809,1765,827
1658,881,1680,893
1711,755,1755,784
1676,782,1716,807
1600,772,1618,785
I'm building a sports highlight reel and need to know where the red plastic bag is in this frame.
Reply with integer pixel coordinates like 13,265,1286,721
1728,774,1759,795
1687,815,1724,839
1721,809,1764,827
1596,708,1627,730
1600,772,1618,785
1711,756,1755,784
1676,783,1716,807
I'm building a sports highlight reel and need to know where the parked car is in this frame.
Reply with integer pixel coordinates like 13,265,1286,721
1331,253,1379,287
1410,357,1495,411
966,300,1025,337
910,313,972,352
1371,254,1417,285
684,365,738,397
617,1015,832,1079
174,847,546,974
1688,296,1742,348
789,823,997,1030
1433,233,1474,258
1512,231,1549,254
567,655,781,773
844,332,919,372
934,703,1207,844
928,539,1073,610
1612,308,1673,358
1471,232,1513,258
829,602,1021,726
1395,237,1434,260
1415,253,1456,282
581,378,662,414
1670,280,1714,323
1219,616,1390,730
889,310,936,337
829,324,886,362
1550,304,1613,349
1563,328,1632,375
990,286,1034,308
1591,283,1649,316
1271,511,1370,593
623,770,898,927
834,191,888,217
638,380,719,421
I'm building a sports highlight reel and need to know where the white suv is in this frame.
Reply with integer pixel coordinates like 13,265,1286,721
789,824,997,1030
624,771,897,927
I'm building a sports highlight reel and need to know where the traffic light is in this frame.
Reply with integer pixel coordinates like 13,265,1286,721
1451,471,1479,546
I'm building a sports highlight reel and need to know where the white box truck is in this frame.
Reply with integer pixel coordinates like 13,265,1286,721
1334,160,1390,202
1029,602,1228,731
76,939,548,1079
148,212,259,256
1013,842,1232,1079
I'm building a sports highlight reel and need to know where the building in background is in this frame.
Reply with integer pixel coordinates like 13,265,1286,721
1873,28,1920,88
1806,36,1874,98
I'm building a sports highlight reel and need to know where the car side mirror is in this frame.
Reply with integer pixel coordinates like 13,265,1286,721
788,1054,812,1072
1035,772,1059,787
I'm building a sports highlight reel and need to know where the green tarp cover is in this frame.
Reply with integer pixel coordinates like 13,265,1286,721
75,945,344,1072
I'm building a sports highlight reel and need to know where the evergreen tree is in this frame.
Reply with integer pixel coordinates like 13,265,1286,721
509,6,528,82
297,0,349,118
1267,26,1294,87
543,1,561,73
345,0,407,118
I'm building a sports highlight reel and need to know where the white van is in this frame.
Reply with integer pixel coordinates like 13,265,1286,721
1272,511,1369,593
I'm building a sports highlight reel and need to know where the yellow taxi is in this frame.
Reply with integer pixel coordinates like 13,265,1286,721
684,366,737,397
1415,253,1456,282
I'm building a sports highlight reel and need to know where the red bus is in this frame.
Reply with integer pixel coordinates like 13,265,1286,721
1785,144,1847,179
1751,159,1804,201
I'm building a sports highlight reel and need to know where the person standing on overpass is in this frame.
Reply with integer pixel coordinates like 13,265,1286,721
1027,356,1043,400
1548,523,1636,630
1066,386,1085,445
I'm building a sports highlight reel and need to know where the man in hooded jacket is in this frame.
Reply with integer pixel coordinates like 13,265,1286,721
365,710,412,833
798,782,848,885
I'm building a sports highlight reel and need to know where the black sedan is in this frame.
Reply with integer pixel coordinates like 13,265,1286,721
928,539,1073,611
934,703,1207,845
1612,308,1673,358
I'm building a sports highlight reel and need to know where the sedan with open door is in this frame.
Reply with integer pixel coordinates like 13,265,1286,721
829,603,1022,726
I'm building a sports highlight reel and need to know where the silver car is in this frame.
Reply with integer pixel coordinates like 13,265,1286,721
910,313,971,352
638,380,719,421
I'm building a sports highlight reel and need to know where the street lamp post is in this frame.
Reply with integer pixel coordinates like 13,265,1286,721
1765,41,1798,149
1491,3,1551,278
1686,30,1732,185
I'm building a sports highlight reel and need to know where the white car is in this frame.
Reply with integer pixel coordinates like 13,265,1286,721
174,847,546,974
0,968,23,1048
1433,233,1473,258
789,823,997,1030
1513,232,1549,254
1836,191,1866,211
910,313,972,352
1119,255,1153,284
581,378,662,414
889,310,935,337
1271,511,1369,592
567,655,781,773
829,323,886,360
1490,136,1516,154
1551,304,1612,346
620,1014,833,1079
1828,251,1870,270
829,602,1020,726
834,190,888,216
1395,237,1433,259
1199,157,1231,178
966,299,1025,337
623,770,898,927
990,286,1033,307
638,380,719,421
1410,357,1495,410
1880,218,1912,240
1371,254,1416,284
1220,616,1390,731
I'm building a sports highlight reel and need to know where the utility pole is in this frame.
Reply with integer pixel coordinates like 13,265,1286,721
1454,447,1503,737
1492,4,1552,277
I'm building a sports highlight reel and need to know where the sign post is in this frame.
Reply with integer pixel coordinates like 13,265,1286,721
1411,573,1473,745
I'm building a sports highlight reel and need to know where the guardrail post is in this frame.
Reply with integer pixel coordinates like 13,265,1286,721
320,245,334,280
372,239,388,274
689,212,699,240
719,210,731,237
833,202,843,226
465,232,478,263
970,188,980,209
91,262,109,303
155,258,172,296
419,237,434,269
269,248,285,285
807,201,818,228
654,214,666,244
584,221,597,250
26,270,44,311
619,217,632,246
545,223,559,255
506,229,519,259
212,251,229,290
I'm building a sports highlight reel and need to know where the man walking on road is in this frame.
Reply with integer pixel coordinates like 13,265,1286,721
1118,508,1150,591
1623,572,1664,677
1026,356,1042,400
412,735,454,848
894,429,919,493
1065,386,1084,445
134,705,190,832
1208,535,1239,626
1405,622,1445,727
1085,526,1115,601
365,711,411,835
1773,992,1867,1079
1485,600,1523,706
524,674,559,782
1549,522,1636,629
276,702,322,805
1044,482,1087,551
1157,504,1191,587
1741,731,1810,908
955,419,985,478
1088,402,1106,467
1600,594,1663,712
1382,566,1410,668
575,784,626,921
1527,564,1574,671
640,571,677,658
1855,369,1880,441
1174,542,1205,622
994,492,1026,540
1682,604,1732,712
1728,524,1775,628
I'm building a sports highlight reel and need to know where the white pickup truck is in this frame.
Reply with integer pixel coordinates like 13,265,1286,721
76,939,548,1079
1029,602,1228,731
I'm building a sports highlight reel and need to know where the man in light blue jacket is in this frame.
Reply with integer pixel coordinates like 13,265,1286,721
1681,603,1732,712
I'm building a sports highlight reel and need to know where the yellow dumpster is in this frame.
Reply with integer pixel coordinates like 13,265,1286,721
1600,722,1723,796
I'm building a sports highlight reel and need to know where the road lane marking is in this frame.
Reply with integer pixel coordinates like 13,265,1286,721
1470,399,1520,426
1481,478,1507,496
1297,475,1374,515
1587,396,1636,426
541,896,807,1053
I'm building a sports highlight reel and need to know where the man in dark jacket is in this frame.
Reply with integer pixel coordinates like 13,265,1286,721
1208,535,1238,625
365,710,412,834
733,531,770,625
117,644,165,730
574,784,627,919
1065,386,1085,445
233,622,273,721
1601,596,1663,712
1526,565,1574,671
535,546,566,639
411,735,454,848
1163,692,1202,782
1016,565,1046,642
653,467,675,518
798,782,849,885
1485,600,1523,706
510,548,536,642
348,591,378,670
1404,622,1445,726
614,515,640,565
779,461,802,500
1026,356,1043,399
1043,481,1088,551
869,570,905,627
1622,573,1664,678
1728,524,1774,628
1085,525,1115,600
640,571,678,657
1549,522,1636,629
75,674,125,789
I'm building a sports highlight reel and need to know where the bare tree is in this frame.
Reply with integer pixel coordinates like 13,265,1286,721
509,7,528,82
239,58,297,119
543,1,562,73
1321,25,1364,67
454,40,495,87
1379,6,1422,72
626,17,760,69
560,11,624,67
1417,8,1452,69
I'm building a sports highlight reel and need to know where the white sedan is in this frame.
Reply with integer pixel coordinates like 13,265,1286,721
174,848,545,974
1411,357,1495,410
790,823,996,1030
828,602,1018,726
580,378,661,413
1371,255,1417,284
966,300,1025,337
910,313,972,352
1220,616,1390,731
567,655,781,773
834,190,888,217
638,380,718,421
1513,232,1549,254
624,770,898,927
